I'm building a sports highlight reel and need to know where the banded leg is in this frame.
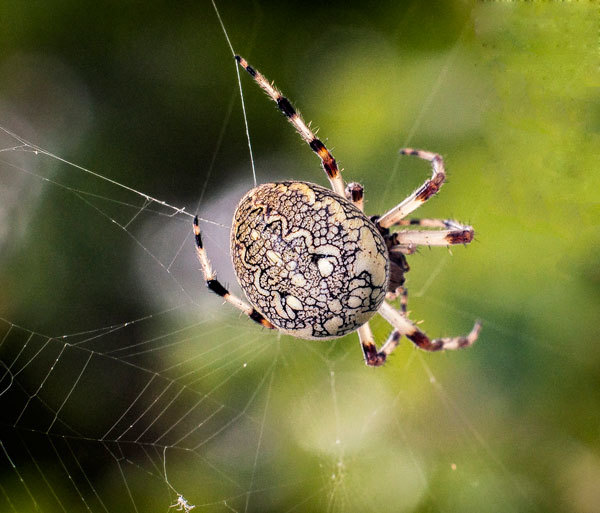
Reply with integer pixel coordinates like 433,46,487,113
399,286,408,314
193,217,275,329
377,149,446,229
387,284,409,308
358,323,402,367
379,302,481,351
389,218,474,247
345,182,364,211
383,286,406,362
236,55,346,197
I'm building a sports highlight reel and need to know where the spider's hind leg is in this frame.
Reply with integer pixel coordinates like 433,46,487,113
358,323,402,367
379,302,481,352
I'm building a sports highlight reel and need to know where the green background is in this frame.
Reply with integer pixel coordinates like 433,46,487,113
0,1,598,512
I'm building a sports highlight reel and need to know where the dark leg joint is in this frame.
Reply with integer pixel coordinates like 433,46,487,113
345,182,364,203
322,160,338,178
277,96,296,118
249,309,275,329
235,55,256,77
193,216,203,248
206,279,228,297
309,138,326,154
363,344,387,367
400,148,420,156
407,331,443,351
416,181,442,201
445,229,474,244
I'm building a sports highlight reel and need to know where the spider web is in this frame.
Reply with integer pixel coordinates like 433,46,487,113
1,2,597,512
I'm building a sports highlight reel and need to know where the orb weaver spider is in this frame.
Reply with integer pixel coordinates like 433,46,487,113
193,55,481,367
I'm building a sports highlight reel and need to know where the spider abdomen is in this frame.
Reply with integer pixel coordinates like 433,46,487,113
231,181,389,339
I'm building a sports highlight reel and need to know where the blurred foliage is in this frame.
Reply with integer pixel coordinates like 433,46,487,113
0,1,598,512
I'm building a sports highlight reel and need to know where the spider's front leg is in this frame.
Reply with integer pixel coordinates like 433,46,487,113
377,149,446,228
193,217,275,330
236,55,346,197
388,218,475,248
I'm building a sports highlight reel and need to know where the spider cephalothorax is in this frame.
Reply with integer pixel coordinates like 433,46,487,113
193,55,480,367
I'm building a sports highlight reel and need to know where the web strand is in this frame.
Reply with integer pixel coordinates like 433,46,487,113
211,0,258,187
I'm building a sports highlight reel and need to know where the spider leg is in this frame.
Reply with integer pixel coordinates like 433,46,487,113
193,217,275,330
377,149,446,229
390,218,470,229
388,218,474,247
358,323,402,367
236,55,346,197
379,302,481,351
373,288,406,363
399,286,408,313
386,284,409,309
345,182,364,211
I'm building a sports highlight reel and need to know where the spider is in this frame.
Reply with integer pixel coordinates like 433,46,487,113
193,55,481,367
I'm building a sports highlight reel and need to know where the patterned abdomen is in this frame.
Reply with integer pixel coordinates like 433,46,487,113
231,182,389,339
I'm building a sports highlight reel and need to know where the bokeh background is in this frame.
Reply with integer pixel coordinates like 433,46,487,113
0,1,598,512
